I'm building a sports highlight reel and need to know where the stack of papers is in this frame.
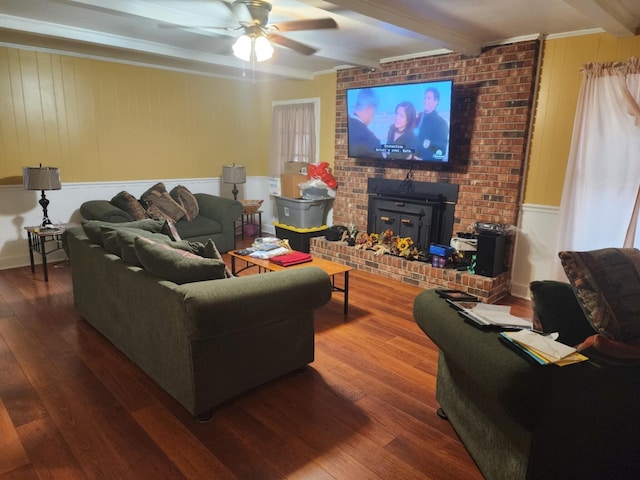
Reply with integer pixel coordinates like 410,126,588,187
456,303,532,329
501,330,588,366
249,247,290,259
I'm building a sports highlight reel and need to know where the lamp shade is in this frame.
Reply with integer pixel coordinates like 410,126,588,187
254,35,274,62
222,165,246,185
232,34,252,62
23,166,61,191
232,34,274,63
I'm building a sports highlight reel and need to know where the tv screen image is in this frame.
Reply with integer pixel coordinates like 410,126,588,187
346,80,453,162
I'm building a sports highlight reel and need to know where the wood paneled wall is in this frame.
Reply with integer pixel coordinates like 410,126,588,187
0,47,337,185
0,47,268,183
524,32,640,206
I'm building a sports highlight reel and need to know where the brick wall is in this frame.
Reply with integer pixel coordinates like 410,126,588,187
333,40,540,270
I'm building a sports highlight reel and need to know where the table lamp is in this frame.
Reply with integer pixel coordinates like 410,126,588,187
23,164,62,227
222,164,246,200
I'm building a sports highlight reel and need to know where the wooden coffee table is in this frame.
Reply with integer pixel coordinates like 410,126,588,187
229,251,352,315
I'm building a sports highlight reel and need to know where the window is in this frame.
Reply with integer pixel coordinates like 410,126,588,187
269,99,319,176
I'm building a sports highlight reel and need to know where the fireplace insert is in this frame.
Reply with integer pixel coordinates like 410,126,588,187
367,178,458,252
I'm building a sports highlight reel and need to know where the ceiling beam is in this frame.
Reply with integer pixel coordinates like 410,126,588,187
564,0,638,36
298,0,481,56
0,14,315,80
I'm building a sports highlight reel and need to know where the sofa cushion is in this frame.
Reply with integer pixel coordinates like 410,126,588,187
111,191,148,221
134,237,226,284
529,280,596,347
140,182,186,223
170,185,199,221
175,215,222,239
559,248,640,342
114,228,174,265
82,219,165,246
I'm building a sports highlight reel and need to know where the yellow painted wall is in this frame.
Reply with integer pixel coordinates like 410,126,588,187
255,73,337,168
524,32,640,206
0,46,337,185
0,47,260,184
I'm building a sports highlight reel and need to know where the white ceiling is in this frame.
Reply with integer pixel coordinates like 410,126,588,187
1,0,639,81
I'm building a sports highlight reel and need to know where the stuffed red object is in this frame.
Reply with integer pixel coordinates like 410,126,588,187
269,251,313,266
307,162,338,189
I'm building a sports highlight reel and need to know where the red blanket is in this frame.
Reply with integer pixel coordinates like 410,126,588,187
269,251,313,266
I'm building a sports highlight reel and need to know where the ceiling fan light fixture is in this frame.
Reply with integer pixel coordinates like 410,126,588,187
254,35,274,62
232,34,252,61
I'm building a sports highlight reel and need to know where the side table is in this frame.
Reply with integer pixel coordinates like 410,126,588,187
240,210,262,239
25,225,68,282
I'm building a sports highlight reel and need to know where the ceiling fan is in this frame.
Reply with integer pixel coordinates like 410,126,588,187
164,0,338,61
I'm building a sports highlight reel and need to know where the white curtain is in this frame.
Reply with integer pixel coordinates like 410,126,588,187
552,57,640,280
269,102,316,177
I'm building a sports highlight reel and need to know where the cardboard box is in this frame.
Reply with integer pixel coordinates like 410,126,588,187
280,173,307,198
284,162,309,175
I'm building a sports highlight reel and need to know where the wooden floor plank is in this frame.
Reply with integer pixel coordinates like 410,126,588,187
0,400,29,476
133,403,236,480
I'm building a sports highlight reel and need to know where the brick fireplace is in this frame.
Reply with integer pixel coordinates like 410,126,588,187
310,40,541,301
367,178,458,254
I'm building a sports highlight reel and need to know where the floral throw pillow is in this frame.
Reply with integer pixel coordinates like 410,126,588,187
140,182,186,223
170,185,199,221
111,190,148,220
559,248,640,342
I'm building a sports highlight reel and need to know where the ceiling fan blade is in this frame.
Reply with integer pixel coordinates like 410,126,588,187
157,24,236,31
269,34,317,56
274,18,337,32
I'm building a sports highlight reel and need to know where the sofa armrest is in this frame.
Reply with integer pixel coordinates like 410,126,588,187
178,266,331,339
413,288,549,426
80,200,133,223
194,193,243,251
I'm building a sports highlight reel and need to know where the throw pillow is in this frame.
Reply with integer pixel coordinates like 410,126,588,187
577,334,640,366
140,182,186,223
559,248,640,342
162,219,182,241
529,280,596,347
170,185,199,221
82,219,165,246
166,240,205,255
111,191,148,221
203,238,234,278
100,226,123,256
133,237,226,284
115,228,173,266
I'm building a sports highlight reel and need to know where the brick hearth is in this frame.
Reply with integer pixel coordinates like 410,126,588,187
310,237,510,303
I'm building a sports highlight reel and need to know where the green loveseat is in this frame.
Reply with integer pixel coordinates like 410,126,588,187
64,225,332,420
80,192,242,252
413,286,640,480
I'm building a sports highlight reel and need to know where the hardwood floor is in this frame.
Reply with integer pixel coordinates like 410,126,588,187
0,242,531,479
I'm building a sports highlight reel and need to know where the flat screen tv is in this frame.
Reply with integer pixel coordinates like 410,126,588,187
346,79,453,162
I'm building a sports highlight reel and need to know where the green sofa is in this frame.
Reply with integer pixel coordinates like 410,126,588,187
413,287,640,480
64,225,332,420
80,192,242,252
